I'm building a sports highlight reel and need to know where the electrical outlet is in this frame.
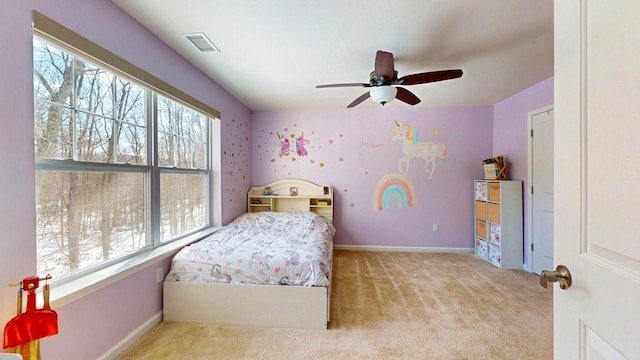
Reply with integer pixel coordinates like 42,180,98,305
432,224,439,232
156,267,164,283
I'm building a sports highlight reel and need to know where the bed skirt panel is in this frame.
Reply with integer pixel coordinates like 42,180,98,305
163,281,329,330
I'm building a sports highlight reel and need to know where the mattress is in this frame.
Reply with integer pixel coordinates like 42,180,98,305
165,211,335,287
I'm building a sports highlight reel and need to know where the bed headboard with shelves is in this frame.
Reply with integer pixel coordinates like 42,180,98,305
247,179,333,223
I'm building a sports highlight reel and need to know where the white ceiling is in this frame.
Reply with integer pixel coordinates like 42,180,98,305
112,0,553,111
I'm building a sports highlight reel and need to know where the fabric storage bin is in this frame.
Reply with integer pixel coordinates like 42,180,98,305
475,238,488,259
489,223,502,246
487,243,502,268
475,181,487,201
475,200,487,220
487,202,500,223
475,219,487,239
488,182,501,202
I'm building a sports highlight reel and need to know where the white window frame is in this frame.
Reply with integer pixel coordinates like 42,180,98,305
32,12,221,305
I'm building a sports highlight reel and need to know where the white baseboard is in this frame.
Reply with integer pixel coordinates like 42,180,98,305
97,311,162,360
334,245,474,253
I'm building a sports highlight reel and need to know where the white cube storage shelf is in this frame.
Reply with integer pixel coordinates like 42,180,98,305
474,180,523,269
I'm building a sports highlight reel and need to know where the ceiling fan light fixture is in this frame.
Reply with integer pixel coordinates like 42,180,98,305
316,51,462,108
370,86,397,106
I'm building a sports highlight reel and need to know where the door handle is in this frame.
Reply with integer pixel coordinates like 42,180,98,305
540,265,572,290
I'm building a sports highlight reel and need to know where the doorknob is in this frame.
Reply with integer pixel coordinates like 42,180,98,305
540,265,572,290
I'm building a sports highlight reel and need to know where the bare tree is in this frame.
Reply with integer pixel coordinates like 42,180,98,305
34,38,208,277
34,41,144,273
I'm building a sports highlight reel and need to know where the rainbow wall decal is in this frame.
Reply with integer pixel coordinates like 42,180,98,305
372,173,418,211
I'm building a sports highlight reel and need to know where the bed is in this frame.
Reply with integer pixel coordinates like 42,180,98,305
162,179,335,330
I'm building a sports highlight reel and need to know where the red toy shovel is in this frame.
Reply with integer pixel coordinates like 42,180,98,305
3,276,58,350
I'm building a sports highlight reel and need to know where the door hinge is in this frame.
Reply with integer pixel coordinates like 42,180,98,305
531,186,534,194
530,129,534,137
531,243,534,251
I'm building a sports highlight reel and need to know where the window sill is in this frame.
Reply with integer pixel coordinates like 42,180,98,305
48,227,221,309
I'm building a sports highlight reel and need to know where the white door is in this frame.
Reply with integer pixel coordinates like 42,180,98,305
530,106,554,275
554,1,640,358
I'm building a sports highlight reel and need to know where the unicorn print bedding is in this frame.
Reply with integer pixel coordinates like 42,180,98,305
165,211,335,287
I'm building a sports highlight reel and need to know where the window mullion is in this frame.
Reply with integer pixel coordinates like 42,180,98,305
111,77,117,163
148,91,161,246
206,118,213,226
72,57,78,161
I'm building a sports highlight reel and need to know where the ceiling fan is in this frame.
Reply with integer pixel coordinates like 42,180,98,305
316,50,463,108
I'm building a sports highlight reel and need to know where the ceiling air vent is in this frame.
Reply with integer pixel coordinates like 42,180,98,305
183,32,220,53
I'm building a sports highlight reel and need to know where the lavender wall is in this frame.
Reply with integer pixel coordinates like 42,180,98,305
0,1,251,359
494,77,554,267
251,106,494,249
251,78,553,257
494,78,554,182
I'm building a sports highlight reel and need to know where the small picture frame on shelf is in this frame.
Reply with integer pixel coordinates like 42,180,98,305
289,187,298,196
323,186,330,195
263,186,272,195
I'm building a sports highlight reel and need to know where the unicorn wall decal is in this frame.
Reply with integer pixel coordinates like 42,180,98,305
295,131,309,157
392,120,447,179
275,131,290,158
275,131,310,158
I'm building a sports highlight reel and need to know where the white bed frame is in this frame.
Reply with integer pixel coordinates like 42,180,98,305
163,179,334,330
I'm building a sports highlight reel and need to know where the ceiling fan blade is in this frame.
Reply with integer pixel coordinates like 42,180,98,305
395,87,421,105
397,69,463,86
316,83,369,88
374,50,395,80
347,92,371,108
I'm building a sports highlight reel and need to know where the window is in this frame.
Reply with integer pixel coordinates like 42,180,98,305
157,95,210,241
33,35,215,280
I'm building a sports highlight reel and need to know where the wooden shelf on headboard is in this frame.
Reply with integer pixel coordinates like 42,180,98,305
247,179,333,223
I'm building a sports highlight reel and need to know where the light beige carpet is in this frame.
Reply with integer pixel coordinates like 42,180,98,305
117,250,553,360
